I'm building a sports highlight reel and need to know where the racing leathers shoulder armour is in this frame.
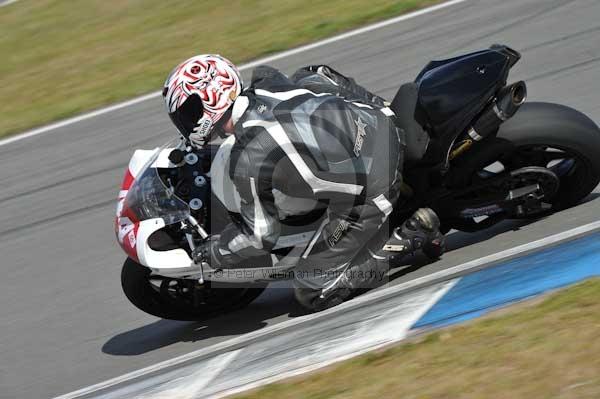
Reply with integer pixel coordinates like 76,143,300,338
213,65,405,306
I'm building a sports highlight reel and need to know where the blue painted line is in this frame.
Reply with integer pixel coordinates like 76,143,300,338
412,232,600,329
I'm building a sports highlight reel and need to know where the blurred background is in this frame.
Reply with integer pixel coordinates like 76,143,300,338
0,0,439,137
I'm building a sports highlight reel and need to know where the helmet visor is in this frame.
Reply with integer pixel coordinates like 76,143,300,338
168,93,204,139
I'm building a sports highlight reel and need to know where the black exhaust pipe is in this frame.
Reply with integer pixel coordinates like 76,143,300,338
467,81,527,142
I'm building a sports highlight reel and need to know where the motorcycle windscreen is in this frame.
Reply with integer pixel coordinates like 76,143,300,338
124,146,190,226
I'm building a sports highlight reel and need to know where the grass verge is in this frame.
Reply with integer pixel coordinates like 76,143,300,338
233,278,600,399
0,0,442,138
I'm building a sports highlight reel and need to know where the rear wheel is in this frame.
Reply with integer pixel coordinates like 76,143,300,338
499,144,598,210
497,102,600,211
439,102,600,232
121,258,267,321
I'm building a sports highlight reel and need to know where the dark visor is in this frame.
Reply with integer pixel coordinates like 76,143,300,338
168,94,204,138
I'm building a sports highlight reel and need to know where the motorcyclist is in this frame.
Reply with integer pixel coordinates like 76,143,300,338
163,54,445,312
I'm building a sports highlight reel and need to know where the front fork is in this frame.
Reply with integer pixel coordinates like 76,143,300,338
181,215,210,284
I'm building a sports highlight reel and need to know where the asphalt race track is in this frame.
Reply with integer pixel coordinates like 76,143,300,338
2,1,600,398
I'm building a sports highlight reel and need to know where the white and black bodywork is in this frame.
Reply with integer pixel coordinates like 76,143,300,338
116,137,319,281
116,45,600,320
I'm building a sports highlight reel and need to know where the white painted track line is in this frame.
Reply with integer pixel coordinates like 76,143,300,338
0,92,161,147
140,350,241,399
0,0,471,148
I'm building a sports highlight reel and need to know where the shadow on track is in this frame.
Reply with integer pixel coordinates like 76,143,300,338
102,282,306,356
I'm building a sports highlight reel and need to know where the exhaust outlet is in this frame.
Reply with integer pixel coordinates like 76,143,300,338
467,81,527,141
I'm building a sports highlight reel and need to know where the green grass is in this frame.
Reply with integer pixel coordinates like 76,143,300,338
234,278,600,399
0,0,441,137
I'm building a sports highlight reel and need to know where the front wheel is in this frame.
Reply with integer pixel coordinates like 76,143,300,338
496,102,600,211
121,258,267,321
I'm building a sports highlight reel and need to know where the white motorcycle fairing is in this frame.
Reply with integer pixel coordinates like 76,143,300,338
116,146,198,276
116,138,323,282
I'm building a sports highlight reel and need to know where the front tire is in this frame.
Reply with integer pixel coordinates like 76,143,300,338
121,258,267,321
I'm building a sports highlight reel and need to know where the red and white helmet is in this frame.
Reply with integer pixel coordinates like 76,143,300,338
163,54,243,147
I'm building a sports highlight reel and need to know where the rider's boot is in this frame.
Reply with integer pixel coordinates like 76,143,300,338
382,207,446,261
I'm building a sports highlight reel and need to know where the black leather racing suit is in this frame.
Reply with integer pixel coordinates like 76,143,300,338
213,65,404,310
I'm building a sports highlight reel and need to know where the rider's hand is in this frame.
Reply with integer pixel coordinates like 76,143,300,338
192,235,221,267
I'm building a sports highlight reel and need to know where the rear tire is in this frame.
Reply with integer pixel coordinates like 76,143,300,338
497,102,600,210
121,258,266,321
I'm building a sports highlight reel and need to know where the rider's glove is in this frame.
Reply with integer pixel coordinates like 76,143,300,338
192,235,222,268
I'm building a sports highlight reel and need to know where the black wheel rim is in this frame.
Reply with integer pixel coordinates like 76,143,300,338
500,144,595,208
150,277,252,311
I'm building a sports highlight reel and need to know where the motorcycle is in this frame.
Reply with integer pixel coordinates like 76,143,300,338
115,45,600,320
